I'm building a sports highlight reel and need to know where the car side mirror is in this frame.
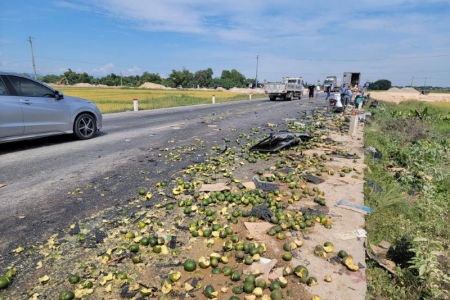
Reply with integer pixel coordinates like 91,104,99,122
55,90,64,100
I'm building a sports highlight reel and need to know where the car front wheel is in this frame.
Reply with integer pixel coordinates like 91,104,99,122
74,113,96,140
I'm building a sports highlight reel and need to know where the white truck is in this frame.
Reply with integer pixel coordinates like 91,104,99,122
323,76,342,92
264,77,304,101
343,72,361,89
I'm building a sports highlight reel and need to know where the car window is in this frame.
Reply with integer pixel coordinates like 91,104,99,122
0,78,9,96
7,75,54,97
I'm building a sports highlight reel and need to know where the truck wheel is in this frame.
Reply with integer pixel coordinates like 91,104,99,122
269,97,275,101
287,92,293,101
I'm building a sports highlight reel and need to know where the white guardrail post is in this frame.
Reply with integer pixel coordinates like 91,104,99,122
133,98,138,111
348,111,359,137
212,94,216,104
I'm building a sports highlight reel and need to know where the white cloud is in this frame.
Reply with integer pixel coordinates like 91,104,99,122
91,63,115,75
52,1,91,11
126,66,141,76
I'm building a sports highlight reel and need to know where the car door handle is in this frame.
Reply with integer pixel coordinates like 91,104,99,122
20,99,33,105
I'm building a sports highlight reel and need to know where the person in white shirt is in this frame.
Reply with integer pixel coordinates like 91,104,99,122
329,96,344,113
315,85,320,99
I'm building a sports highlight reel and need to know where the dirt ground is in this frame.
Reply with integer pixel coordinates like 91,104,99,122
369,88,450,104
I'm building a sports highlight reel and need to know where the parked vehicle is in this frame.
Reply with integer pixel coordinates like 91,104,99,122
323,76,343,92
0,72,102,144
264,77,304,101
343,72,361,89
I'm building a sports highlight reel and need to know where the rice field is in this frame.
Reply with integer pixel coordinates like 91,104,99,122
54,86,266,113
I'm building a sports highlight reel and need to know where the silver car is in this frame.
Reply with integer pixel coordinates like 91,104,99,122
0,72,102,144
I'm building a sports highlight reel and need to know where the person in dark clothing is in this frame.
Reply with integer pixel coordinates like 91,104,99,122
308,84,315,103
326,85,331,101
354,94,364,108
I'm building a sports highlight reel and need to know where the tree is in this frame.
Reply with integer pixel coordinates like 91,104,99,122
64,69,79,84
141,72,162,84
221,70,231,80
370,79,392,91
101,73,121,86
194,68,213,88
77,72,93,84
39,74,60,83
221,69,247,88
161,78,176,88
211,78,235,90
168,68,194,88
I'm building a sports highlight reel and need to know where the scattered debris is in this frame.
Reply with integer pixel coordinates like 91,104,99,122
330,150,361,159
249,133,311,152
107,253,134,265
69,223,81,235
252,175,279,191
246,258,278,282
335,199,373,214
365,180,383,193
301,174,325,184
249,204,273,221
334,229,367,240
365,240,397,275
199,182,230,192
363,146,382,161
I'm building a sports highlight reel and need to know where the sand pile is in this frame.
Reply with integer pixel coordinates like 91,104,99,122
370,91,450,103
386,87,402,93
73,83,110,88
74,83,94,87
386,87,419,94
401,87,419,93
139,82,169,89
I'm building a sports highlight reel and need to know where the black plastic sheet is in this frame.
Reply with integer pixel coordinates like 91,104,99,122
249,133,311,152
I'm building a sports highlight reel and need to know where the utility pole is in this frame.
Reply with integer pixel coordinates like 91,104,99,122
423,77,427,91
255,55,259,88
28,37,37,79
120,72,123,87
410,76,414,87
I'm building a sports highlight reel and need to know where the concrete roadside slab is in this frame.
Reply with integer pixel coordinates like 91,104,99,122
290,118,367,299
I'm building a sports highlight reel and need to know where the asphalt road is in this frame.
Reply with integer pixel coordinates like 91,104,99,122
0,94,328,260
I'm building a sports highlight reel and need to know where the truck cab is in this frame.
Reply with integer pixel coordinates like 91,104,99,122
323,76,342,92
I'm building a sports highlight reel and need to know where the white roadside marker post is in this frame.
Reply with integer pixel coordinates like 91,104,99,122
133,98,138,111
348,111,359,137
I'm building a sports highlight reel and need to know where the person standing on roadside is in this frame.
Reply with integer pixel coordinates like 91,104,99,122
315,85,320,99
340,84,347,105
346,88,353,106
308,84,315,103
352,85,358,102
326,85,331,101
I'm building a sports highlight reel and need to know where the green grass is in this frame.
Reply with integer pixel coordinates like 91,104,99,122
364,101,450,299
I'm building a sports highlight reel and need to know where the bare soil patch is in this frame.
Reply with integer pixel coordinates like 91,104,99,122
370,88,450,104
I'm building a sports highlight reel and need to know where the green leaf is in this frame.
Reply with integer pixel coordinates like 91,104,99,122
419,264,426,277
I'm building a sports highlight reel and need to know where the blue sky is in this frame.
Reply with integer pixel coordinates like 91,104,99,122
1,0,449,87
